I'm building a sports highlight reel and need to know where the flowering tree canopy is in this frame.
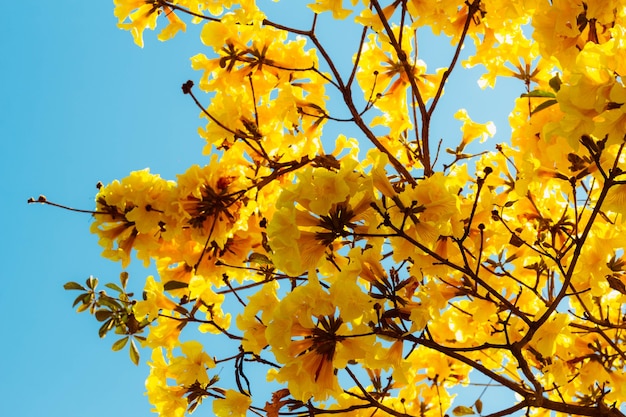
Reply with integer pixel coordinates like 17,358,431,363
30,0,626,416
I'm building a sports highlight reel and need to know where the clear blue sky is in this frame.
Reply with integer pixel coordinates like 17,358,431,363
2,1,522,416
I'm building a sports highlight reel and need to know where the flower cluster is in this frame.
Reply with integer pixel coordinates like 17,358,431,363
56,1,626,417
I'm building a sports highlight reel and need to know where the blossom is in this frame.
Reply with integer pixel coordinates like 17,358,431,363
356,26,445,145
268,160,376,276
133,276,178,321
453,109,496,152
114,1,187,47
213,390,252,417
91,169,175,267
144,315,184,350
530,313,572,357
236,281,279,354
308,0,354,19
82,0,626,415
145,348,187,417
266,278,374,401
173,154,254,250
388,171,463,262
156,6,186,42
168,341,215,386
114,0,158,47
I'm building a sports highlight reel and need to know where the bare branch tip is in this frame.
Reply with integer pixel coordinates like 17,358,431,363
28,195,47,204
182,80,194,95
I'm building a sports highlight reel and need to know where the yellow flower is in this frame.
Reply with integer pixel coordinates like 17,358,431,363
532,0,617,68
173,154,254,250
115,1,159,48
530,312,572,357
268,161,376,276
308,0,354,19
266,278,373,401
406,347,472,389
168,340,215,386
594,80,626,145
213,389,252,417
236,281,279,354
532,0,586,67
91,169,175,267
387,172,463,262
133,276,178,321
453,109,496,152
187,275,232,335
603,183,626,217
114,1,187,47
366,149,396,198
329,268,376,323
144,315,183,350
156,6,186,42
579,358,611,393
145,348,187,417
357,26,444,142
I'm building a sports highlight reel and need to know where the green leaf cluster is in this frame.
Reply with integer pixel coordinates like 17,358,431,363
64,272,147,365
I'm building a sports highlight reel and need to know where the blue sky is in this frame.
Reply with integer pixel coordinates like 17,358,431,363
2,1,523,416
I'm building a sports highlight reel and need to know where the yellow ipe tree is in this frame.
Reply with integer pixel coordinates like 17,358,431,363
29,1,626,416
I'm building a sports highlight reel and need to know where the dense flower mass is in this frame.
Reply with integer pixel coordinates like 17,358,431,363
55,1,626,417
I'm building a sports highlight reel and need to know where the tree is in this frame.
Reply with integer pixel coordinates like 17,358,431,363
29,0,626,416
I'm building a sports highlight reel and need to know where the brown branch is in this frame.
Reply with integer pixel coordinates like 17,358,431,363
160,0,219,22
347,25,370,89
427,0,482,119
27,195,108,215
569,322,626,362
482,401,528,417
370,0,430,176
370,201,534,325
528,397,625,417
411,336,529,396
304,31,417,186
517,144,625,348
343,366,413,417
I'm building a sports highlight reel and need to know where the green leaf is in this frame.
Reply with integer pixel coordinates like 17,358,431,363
163,280,189,291
94,309,113,322
248,252,273,265
98,296,122,311
72,293,90,308
98,319,114,338
64,281,85,291
129,339,140,366
120,271,129,289
112,337,129,352
76,303,91,313
452,405,475,416
531,99,558,115
105,282,124,294
521,90,555,98
86,276,98,290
